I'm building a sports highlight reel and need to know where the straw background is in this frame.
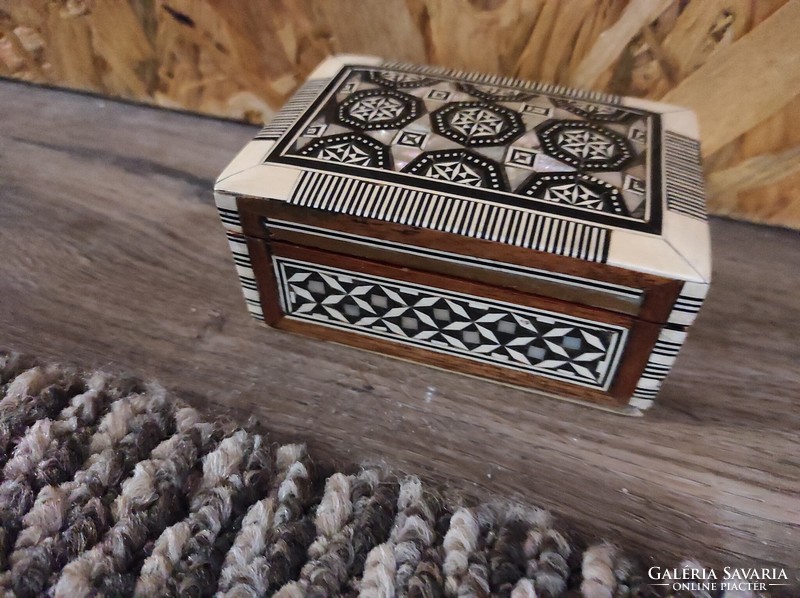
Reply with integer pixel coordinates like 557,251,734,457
1,0,799,228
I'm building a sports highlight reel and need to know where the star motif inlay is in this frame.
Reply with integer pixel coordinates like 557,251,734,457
299,133,391,169
431,102,524,147
556,129,619,160
404,149,507,190
348,96,406,123
449,107,507,138
337,88,423,131
518,172,630,216
426,161,483,186
536,120,633,170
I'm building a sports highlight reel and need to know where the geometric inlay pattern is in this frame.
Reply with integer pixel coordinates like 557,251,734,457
457,82,534,102
431,102,524,147
275,257,628,389
552,98,635,122
394,130,429,149
337,88,423,130
519,173,629,216
536,120,633,171
368,69,438,89
289,171,612,262
404,150,507,190
302,123,327,138
663,131,707,221
505,146,539,169
520,103,552,117
299,133,391,169
427,89,452,101
624,175,646,194
272,65,667,231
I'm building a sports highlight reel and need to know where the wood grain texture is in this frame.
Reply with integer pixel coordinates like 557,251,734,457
1,81,799,578
662,0,800,156
1,0,800,228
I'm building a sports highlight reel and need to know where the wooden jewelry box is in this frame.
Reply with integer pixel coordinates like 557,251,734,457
214,55,711,415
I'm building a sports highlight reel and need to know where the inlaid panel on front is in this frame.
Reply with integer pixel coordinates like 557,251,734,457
273,256,629,391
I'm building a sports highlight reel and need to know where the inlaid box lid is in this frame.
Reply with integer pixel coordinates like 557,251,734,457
216,55,711,287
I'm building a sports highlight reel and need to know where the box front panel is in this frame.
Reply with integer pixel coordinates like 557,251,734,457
274,255,628,392
249,240,661,408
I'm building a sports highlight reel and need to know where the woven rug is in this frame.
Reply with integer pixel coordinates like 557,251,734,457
0,351,751,598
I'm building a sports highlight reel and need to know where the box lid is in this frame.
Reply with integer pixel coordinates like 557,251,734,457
215,55,711,286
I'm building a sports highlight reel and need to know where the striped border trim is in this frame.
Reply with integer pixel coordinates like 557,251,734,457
215,192,242,234
254,78,332,141
274,255,628,390
664,131,707,221
215,192,255,318
667,281,709,326
382,60,621,104
226,231,264,321
629,327,688,407
289,171,610,262
218,206,241,230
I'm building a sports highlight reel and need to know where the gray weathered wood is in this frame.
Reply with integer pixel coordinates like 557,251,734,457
1,80,798,576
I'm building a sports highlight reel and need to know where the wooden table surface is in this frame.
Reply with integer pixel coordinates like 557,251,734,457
1,80,798,577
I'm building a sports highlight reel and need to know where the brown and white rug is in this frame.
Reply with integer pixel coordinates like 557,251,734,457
0,351,759,598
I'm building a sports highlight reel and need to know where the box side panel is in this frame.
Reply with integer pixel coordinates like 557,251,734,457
216,199,701,412
248,239,664,409
668,281,709,326
265,217,645,316
659,123,712,283
224,228,264,322
213,191,264,321
253,77,336,142
628,327,690,411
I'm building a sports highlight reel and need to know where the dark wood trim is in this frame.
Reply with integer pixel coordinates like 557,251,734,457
235,196,683,323
245,236,282,325
239,208,265,242
271,316,627,408
265,227,645,316
271,241,633,327
608,319,662,400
